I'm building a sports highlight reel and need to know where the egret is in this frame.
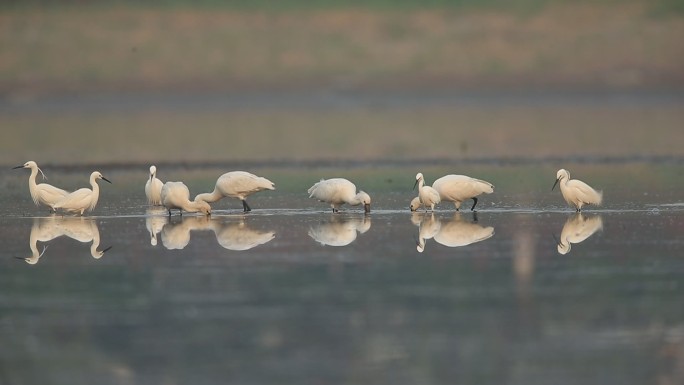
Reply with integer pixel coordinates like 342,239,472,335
308,178,371,213
552,169,603,212
13,160,69,212
413,173,441,212
54,171,111,215
195,171,275,212
145,165,163,206
162,181,211,216
410,174,494,212
556,213,603,254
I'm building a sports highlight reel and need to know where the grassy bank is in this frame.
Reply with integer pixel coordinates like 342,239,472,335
1,1,683,94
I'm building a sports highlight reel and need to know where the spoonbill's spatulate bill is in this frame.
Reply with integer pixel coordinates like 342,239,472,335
195,171,275,212
413,173,441,212
162,181,212,216
145,165,164,206
308,178,371,213
410,174,494,212
13,161,69,212
552,169,603,212
53,171,111,216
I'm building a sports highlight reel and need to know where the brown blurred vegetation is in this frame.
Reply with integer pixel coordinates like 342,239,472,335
1,1,683,95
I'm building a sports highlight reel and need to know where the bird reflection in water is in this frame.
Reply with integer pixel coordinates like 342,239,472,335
308,214,371,246
17,216,111,264
146,208,169,246
412,212,494,253
159,215,275,251
555,213,603,255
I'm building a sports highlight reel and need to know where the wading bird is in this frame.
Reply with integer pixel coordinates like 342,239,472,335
54,171,111,216
162,181,211,216
13,161,69,212
195,171,275,212
552,169,603,212
308,178,371,213
413,173,441,212
145,165,164,206
410,174,494,212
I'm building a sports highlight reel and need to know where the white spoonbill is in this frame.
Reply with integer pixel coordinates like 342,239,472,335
308,214,371,246
552,169,603,212
413,173,441,212
195,171,275,212
308,178,371,213
145,165,164,206
13,161,69,212
54,171,111,215
410,174,494,212
162,181,212,216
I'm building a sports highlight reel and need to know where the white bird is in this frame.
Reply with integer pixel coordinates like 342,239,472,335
56,217,111,259
556,213,603,255
308,214,371,246
308,178,371,213
552,169,603,212
145,165,164,206
13,160,69,212
413,173,441,212
195,171,275,212
410,174,494,212
54,171,111,215
161,181,212,216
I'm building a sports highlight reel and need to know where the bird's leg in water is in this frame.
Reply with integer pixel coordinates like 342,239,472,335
470,197,478,211
242,200,252,212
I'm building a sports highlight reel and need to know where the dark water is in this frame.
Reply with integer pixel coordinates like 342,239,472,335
1,166,683,385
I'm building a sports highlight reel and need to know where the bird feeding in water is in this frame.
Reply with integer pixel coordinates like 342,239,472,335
552,169,603,212
13,160,69,212
410,174,494,212
308,178,371,213
413,173,441,212
162,181,212,216
145,165,163,206
195,171,275,212
53,171,111,216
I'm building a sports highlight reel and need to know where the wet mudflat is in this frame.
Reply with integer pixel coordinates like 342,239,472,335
1,165,683,385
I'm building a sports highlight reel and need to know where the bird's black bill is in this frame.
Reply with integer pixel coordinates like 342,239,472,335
102,246,113,253
364,203,371,213
551,178,560,191
412,179,419,191
102,177,112,184
12,165,23,169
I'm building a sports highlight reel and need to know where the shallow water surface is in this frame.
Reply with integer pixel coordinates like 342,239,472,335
1,166,683,385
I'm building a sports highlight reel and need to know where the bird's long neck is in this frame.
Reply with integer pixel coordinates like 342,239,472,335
90,176,100,209
184,199,206,213
195,188,222,203
418,178,425,190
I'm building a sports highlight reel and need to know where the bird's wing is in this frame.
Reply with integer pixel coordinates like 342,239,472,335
567,180,602,205
54,189,91,210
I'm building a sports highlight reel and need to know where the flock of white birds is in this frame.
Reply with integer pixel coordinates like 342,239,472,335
13,161,603,216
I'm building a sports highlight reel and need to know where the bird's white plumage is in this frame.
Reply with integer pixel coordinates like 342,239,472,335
557,213,603,254
145,165,164,206
54,171,110,215
14,161,70,212
410,174,494,211
415,173,441,212
413,212,494,252
308,178,371,213
195,171,275,212
161,181,211,216
210,221,276,251
553,169,603,211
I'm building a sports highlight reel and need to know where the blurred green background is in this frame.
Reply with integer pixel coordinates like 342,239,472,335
1,0,683,165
